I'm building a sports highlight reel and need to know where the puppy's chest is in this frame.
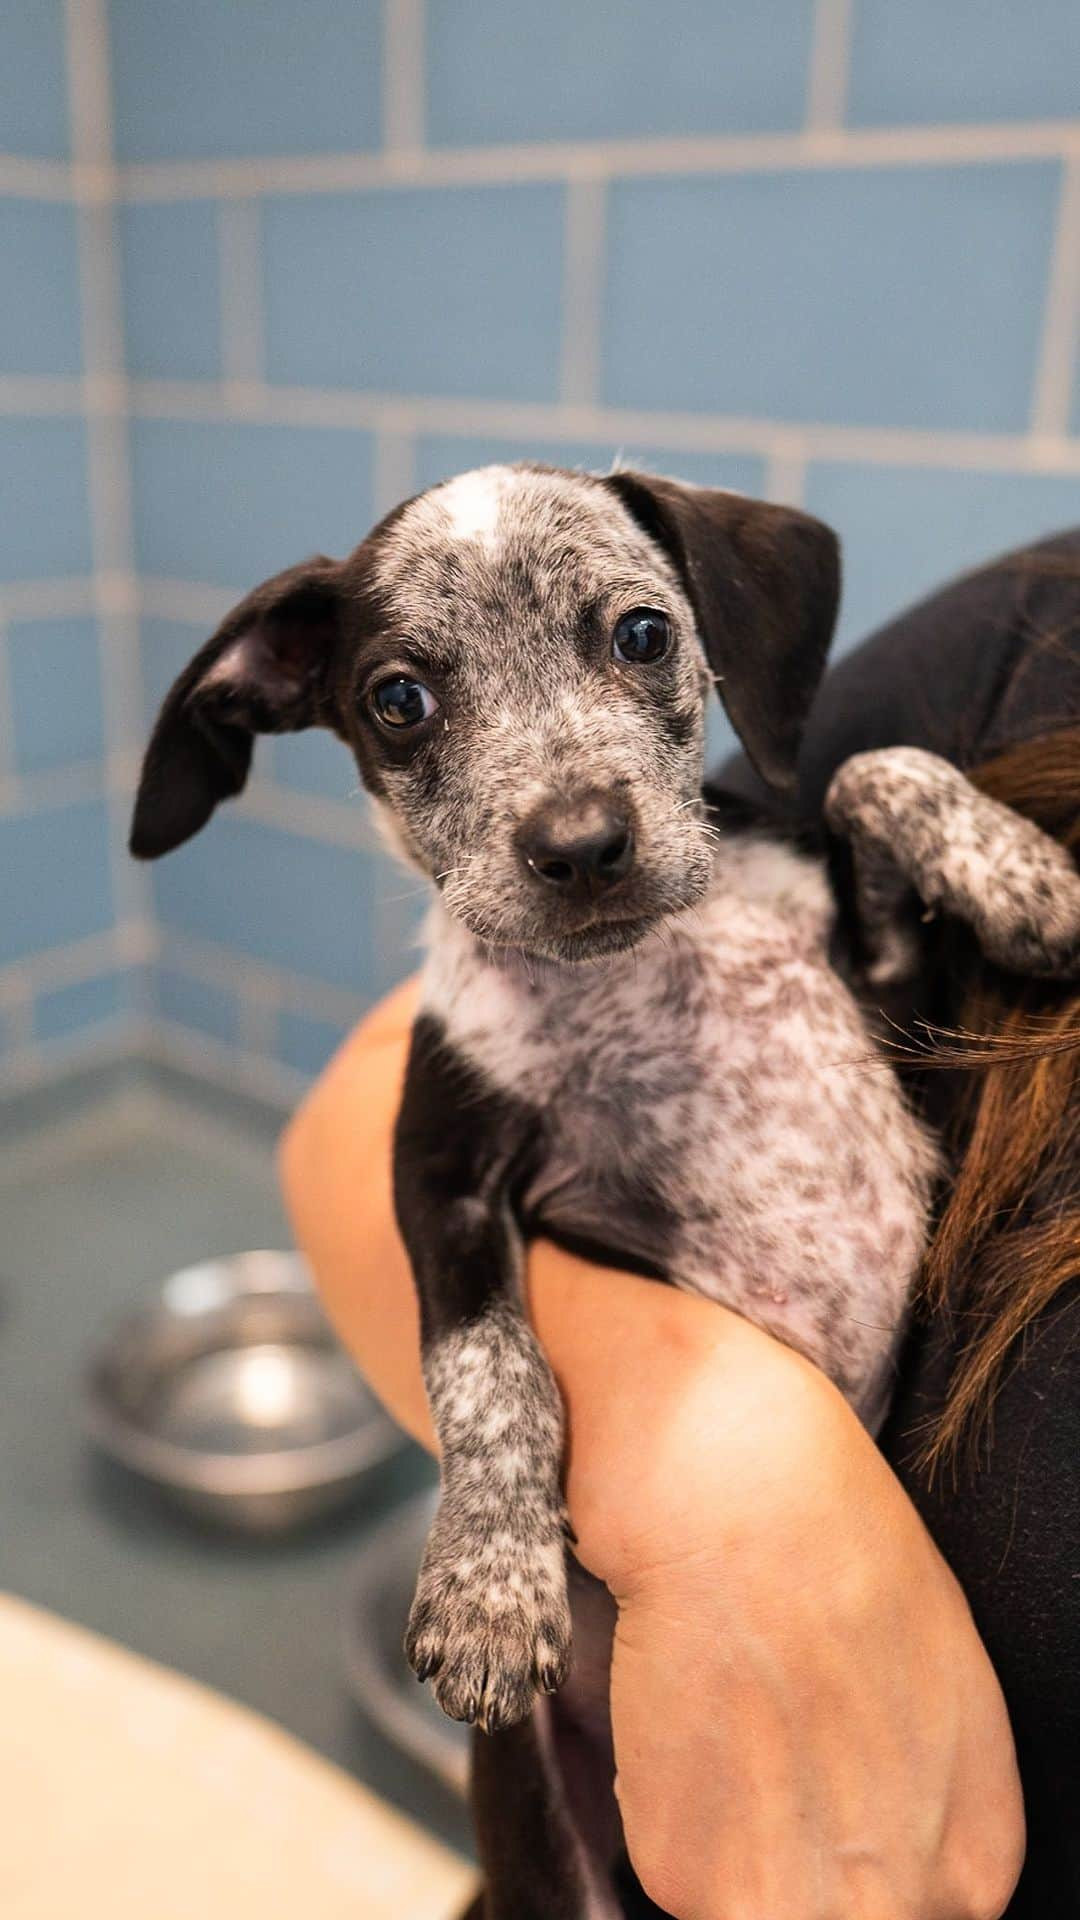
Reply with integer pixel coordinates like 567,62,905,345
423,868,938,1419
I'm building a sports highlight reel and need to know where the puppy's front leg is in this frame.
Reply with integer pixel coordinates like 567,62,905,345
394,1014,571,1732
826,745,1080,984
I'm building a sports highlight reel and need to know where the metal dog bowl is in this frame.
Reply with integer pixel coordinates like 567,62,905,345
84,1251,404,1533
344,1487,470,1794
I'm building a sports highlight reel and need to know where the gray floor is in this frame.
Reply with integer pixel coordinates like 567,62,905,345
0,1074,470,1857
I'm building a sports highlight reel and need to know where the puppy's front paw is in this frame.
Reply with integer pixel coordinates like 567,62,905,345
967,840,1080,980
405,1515,571,1732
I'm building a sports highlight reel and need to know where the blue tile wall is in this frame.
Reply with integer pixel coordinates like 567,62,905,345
119,202,222,381
4,1,1080,1092
425,0,816,146
2,1,69,160
0,201,82,377
0,801,114,967
8,618,105,774
263,187,566,400
806,463,1080,654
276,1008,352,1078
108,0,382,163
849,1,1080,129
270,733,360,801
0,419,93,582
604,164,1060,430
151,814,407,998
130,420,376,587
140,619,207,724
154,966,240,1045
34,971,131,1044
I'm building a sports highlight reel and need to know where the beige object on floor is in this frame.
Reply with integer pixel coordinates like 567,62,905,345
0,1592,478,1920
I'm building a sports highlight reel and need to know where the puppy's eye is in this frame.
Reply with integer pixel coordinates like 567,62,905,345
613,608,670,665
371,676,439,728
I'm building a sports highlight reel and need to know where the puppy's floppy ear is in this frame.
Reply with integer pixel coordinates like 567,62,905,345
130,555,344,859
604,473,840,790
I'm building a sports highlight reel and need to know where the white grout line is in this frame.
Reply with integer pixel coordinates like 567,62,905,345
64,0,150,948
1031,156,1080,438
372,425,418,515
115,118,1080,201
149,1016,309,1111
382,0,426,158
158,927,373,1028
236,972,281,1060
0,920,154,1000
138,575,236,625
0,154,77,198
0,374,86,415
235,772,385,851
124,380,1080,472
764,440,809,507
806,0,855,133
559,178,607,408
218,197,265,387
0,756,108,816
0,577,98,619
0,1017,144,1106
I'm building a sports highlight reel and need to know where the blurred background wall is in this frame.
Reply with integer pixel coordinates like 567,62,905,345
2,0,1079,1109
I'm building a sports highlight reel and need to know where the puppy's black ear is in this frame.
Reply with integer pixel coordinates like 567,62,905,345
604,473,840,791
130,555,344,859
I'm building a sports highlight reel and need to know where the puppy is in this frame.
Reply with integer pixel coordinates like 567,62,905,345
131,466,1080,1917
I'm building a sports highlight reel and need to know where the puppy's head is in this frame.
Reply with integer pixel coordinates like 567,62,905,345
131,465,839,963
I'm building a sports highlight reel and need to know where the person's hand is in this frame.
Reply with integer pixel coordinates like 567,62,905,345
280,990,1024,1920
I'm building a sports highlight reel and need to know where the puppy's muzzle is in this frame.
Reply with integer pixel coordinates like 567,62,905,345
516,792,636,907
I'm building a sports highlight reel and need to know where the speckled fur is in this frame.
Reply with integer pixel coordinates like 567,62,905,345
827,746,1080,983
362,466,716,960
422,834,939,1433
408,1304,573,1730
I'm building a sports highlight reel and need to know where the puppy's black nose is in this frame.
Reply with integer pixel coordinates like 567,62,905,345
517,796,635,899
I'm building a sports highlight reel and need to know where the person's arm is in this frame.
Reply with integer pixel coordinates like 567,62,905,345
280,988,1024,1920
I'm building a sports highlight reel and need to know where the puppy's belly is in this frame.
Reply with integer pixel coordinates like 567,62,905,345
527,1023,936,1423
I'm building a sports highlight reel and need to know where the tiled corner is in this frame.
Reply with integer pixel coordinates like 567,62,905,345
154,964,240,1045
33,969,133,1044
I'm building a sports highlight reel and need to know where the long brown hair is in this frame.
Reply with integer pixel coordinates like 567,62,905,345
916,725,1080,1472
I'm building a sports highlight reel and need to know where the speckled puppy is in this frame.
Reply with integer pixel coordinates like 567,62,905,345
131,467,1080,1918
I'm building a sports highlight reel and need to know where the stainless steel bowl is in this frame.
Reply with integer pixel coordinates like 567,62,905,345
344,1488,470,1794
84,1251,404,1533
